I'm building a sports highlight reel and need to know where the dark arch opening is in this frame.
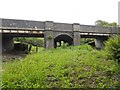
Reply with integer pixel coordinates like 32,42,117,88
54,34,73,48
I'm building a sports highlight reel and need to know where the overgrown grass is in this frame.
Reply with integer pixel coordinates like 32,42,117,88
2,44,120,88
105,35,120,63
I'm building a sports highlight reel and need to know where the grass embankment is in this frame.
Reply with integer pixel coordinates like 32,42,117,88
2,45,120,88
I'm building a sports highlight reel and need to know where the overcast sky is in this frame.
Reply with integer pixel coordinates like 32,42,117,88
0,0,119,25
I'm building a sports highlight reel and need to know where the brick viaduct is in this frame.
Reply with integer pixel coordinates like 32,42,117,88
0,18,119,52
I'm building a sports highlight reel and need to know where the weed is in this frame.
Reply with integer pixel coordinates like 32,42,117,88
2,44,120,88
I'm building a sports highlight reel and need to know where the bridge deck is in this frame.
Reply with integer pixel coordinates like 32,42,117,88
0,18,119,36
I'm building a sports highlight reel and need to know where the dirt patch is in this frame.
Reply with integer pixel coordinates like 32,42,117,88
2,51,27,62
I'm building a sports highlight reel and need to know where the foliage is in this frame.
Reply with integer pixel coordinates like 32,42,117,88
105,35,120,63
81,38,94,45
95,20,117,27
14,37,44,47
2,45,119,88
47,35,53,40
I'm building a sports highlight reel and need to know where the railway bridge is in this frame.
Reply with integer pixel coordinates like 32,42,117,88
0,18,119,52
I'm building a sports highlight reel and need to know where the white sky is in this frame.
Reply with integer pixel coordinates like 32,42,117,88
0,0,119,25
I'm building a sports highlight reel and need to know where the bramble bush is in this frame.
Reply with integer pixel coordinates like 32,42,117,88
105,35,120,63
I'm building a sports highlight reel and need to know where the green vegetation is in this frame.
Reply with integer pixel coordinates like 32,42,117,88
2,20,119,88
95,20,117,27
14,37,44,47
2,44,119,88
14,37,44,53
105,35,120,63
81,38,95,45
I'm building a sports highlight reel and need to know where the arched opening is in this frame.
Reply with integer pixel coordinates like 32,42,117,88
54,34,73,48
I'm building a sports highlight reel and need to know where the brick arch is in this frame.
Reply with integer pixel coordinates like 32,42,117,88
54,32,73,39
54,34,73,48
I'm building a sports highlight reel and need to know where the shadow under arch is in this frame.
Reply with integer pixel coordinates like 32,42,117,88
54,34,73,48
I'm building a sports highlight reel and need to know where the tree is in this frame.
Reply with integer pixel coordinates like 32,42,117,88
14,37,44,47
95,20,117,27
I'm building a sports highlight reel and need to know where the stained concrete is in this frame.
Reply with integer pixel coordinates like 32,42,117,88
2,37,14,52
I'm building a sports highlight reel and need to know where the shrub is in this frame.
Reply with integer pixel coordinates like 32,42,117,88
14,38,44,47
105,35,120,63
